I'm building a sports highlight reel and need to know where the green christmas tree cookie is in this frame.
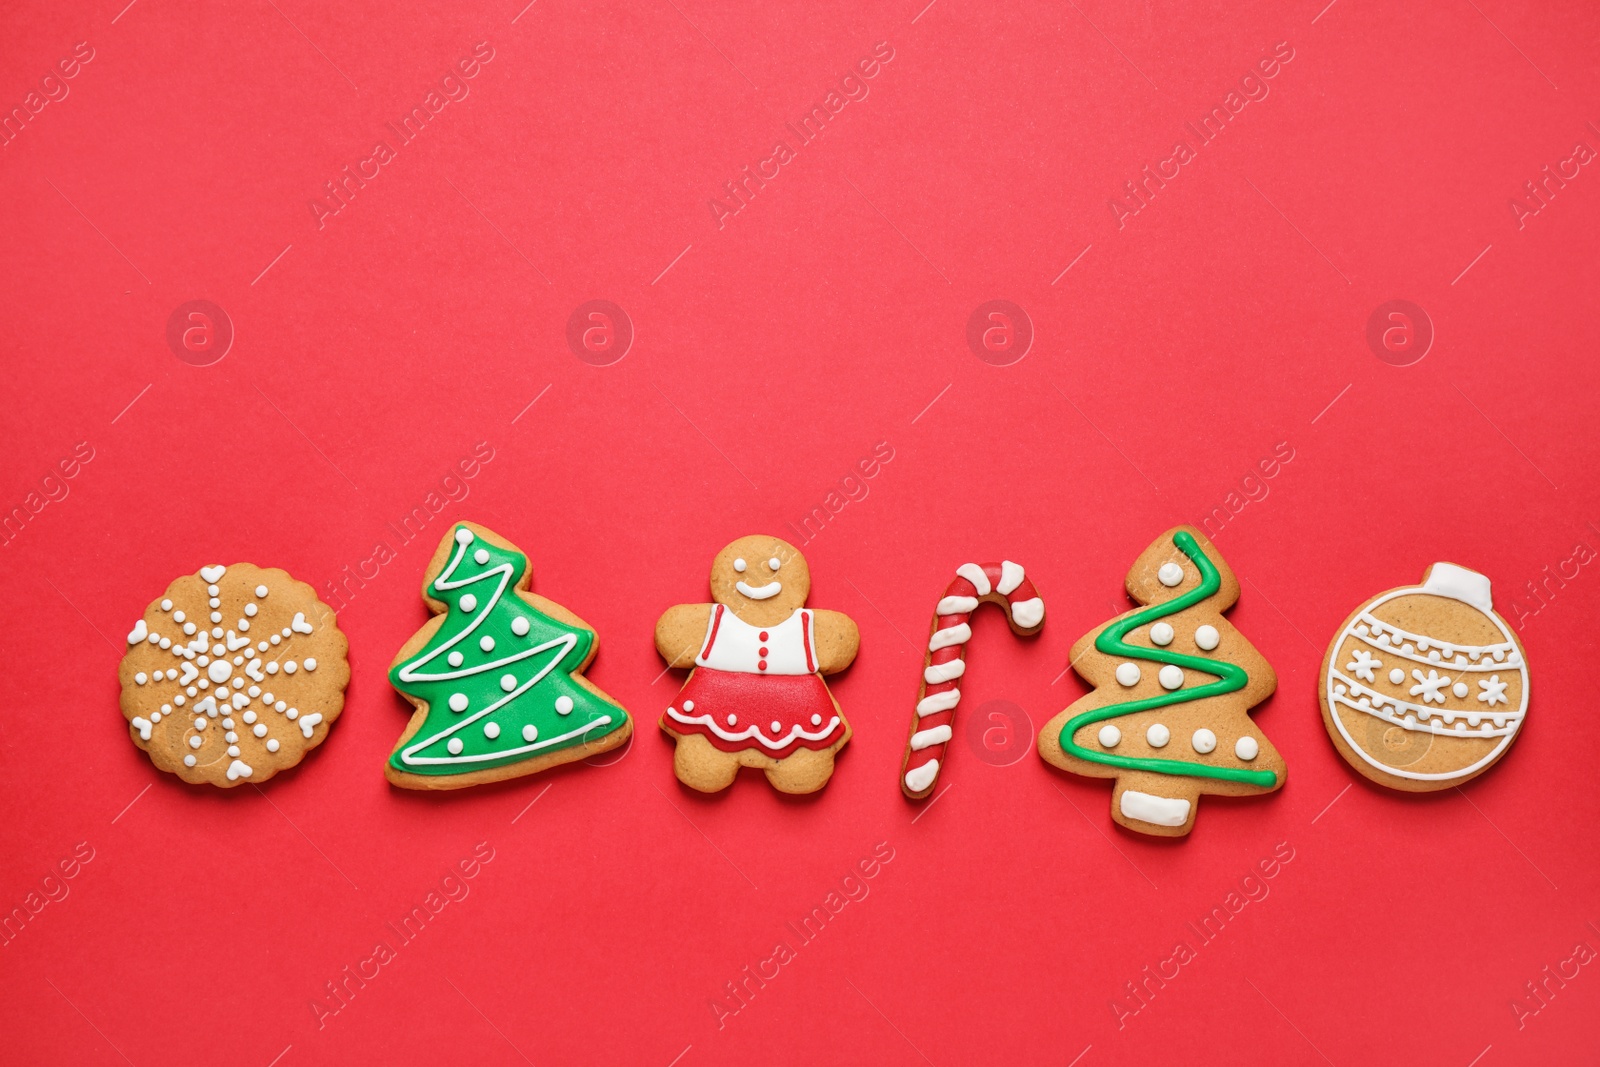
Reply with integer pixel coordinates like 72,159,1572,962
386,522,632,789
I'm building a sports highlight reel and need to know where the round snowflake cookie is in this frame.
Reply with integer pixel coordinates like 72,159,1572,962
118,563,349,788
1319,562,1528,791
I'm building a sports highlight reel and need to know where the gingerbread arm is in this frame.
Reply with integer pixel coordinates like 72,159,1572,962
810,609,860,674
655,604,713,667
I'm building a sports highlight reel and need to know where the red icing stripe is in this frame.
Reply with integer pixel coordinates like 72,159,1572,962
698,604,725,660
801,609,816,673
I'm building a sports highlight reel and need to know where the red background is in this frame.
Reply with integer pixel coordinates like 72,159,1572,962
2,1,1598,1064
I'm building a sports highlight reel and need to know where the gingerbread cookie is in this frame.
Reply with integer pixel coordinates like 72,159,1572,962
1320,562,1527,791
119,564,348,787
1038,527,1284,837
656,535,858,794
901,561,1044,799
386,523,632,790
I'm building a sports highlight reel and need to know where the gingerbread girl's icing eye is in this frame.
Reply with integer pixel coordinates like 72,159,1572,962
733,558,747,573
768,558,780,572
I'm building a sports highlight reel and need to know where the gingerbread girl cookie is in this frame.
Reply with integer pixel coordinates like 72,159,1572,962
656,535,858,793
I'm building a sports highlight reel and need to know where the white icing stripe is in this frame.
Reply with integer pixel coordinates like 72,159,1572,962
937,596,979,615
1120,789,1190,827
298,712,325,738
225,758,253,780
666,705,840,751
909,725,952,750
996,560,1025,596
127,619,148,644
130,716,153,741
955,563,991,596
928,623,971,652
1355,613,1514,658
1330,670,1521,734
916,690,961,716
1011,597,1044,629
924,660,966,684
904,760,939,793
1348,631,1515,671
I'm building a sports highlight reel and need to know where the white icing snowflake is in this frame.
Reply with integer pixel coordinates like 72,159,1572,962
1345,648,1382,683
126,569,322,778
1408,668,1449,705
1477,675,1509,707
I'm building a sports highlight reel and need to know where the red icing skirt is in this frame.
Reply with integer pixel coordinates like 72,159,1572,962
661,668,844,758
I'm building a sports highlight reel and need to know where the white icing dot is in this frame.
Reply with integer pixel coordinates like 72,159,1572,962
173,610,186,623
1098,724,1121,748
304,658,317,672
275,701,288,713
225,732,238,744
1389,668,1405,685
1192,728,1217,754
135,672,148,685
449,694,469,712
768,557,781,571
173,695,185,706
161,599,173,611
455,528,474,545
197,679,209,690
734,558,747,572
245,603,258,617
459,594,478,612
183,622,196,635
1150,623,1174,646
150,711,162,723
222,717,235,729
1195,625,1220,651
683,700,695,712
511,617,530,637
211,627,222,638
726,714,738,725
266,739,280,752
248,686,260,697
1235,736,1259,760
209,597,220,608
484,722,501,740
194,717,208,730
284,661,298,674
770,720,782,733
555,696,574,715
184,754,197,766
266,662,279,675
1147,723,1170,747
208,660,233,683
500,674,516,692
448,651,464,667
256,585,268,597
188,735,203,749
522,725,538,742
1115,662,1141,687
480,636,496,653
207,584,219,596
159,637,171,649
447,738,464,754
811,713,822,726
1452,682,1469,698
242,710,257,724
1158,665,1184,690
1158,562,1184,587
474,548,490,564
258,641,269,651
286,708,298,720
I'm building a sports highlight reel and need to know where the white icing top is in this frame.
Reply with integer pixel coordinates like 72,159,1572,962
696,606,815,676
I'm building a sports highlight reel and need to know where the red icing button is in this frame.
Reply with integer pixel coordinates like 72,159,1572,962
758,646,769,657
759,631,769,641
758,660,768,671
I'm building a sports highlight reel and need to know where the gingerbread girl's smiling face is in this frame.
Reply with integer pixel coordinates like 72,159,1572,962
708,535,810,625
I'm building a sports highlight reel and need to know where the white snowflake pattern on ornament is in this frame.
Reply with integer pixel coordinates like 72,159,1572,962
1408,668,1449,704
1477,675,1509,707
1345,648,1382,682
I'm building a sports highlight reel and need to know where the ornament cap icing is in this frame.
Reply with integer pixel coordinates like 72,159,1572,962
1421,562,1493,612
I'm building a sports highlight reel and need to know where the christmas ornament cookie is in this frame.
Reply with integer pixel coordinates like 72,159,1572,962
656,535,858,794
1320,562,1527,791
386,522,631,790
901,561,1044,799
1038,527,1284,837
118,564,349,787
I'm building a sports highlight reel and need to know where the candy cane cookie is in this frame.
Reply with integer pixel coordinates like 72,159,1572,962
901,562,1044,799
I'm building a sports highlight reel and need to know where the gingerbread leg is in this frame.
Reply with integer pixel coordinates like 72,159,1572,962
763,747,837,795
672,734,741,793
